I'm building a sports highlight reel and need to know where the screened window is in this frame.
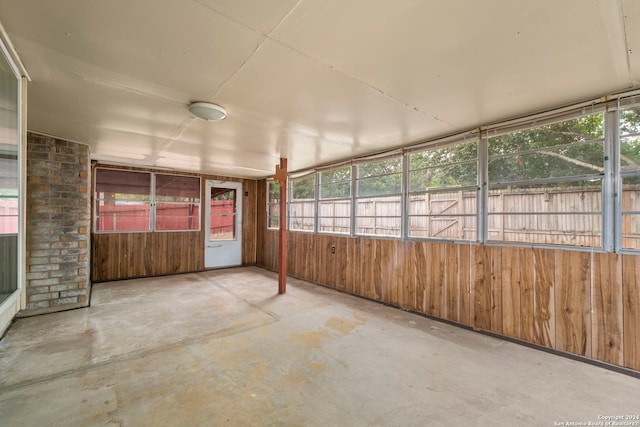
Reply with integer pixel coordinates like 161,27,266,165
267,180,280,229
0,45,20,305
289,174,315,231
355,156,402,237
0,155,18,234
487,113,604,247
95,169,152,232
407,140,478,240
209,188,236,240
155,174,200,231
95,169,200,232
318,166,351,234
620,106,640,250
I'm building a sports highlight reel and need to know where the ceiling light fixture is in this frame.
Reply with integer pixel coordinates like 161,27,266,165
188,102,227,122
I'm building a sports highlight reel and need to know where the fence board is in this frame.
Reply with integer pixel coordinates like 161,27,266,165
293,186,638,246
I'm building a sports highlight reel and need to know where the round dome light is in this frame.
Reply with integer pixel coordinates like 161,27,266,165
188,102,227,122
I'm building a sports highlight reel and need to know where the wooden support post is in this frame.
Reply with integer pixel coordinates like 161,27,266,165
274,158,288,294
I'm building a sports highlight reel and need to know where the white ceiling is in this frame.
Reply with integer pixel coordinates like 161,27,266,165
0,0,639,178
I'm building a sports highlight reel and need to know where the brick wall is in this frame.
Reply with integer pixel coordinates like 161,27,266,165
23,133,91,315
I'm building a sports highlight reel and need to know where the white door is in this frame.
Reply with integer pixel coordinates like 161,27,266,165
205,180,242,268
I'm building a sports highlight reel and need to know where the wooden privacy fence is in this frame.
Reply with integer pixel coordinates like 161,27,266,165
289,186,640,248
96,200,234,232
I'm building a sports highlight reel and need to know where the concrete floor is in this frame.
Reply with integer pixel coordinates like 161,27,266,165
0,267,638,426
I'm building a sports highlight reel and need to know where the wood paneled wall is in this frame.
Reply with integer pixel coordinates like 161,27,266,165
255,193,640,372
91,166,259,282
241,179,257,265
92,231,204,281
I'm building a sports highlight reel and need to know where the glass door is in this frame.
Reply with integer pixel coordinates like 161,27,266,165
204,180,242,268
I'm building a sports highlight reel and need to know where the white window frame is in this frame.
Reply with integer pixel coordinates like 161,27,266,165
354,154,403,238
266,179,280,230
317,165,352,235
405,138,479,242
94,168,201,233
288,172,316,233
484,109,607,250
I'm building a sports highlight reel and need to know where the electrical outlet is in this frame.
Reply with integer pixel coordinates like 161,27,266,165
331,245,336,254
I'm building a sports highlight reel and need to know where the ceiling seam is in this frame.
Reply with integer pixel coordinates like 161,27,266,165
265,36,458,130
206,0,304,100
618,0,636,85
189,0,457,130
166,1,307,152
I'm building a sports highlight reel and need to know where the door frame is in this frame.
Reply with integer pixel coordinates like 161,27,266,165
204,180,243,269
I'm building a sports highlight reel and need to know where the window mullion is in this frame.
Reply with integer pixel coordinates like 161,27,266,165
150,173,156,232
478,135,488,243
402,152,409,239
607,110,621,252
350,164,356,237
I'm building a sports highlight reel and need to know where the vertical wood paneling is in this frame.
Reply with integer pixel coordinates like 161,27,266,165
471,245,491,330
399,242,417,311
533,248,555,347
372,240,383,300
350,238,362,296
489,246,503,335
315,235,328,285
441,243,471,325
555,251,591,357
443,243,459,323
458,244,471,326
242,179,257,265
519,248,535,343
346,237,356,295
379,240,401,305
425,242,445,317
334,237,349,291
623,254,640,371
92,231,204,282
592,252,623,365
254,217,640,372
501,247,521,339
413,242,428,313
359,239,376,299
256,179,267,267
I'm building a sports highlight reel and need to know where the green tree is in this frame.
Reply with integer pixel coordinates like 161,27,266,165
409,141,477,191
357,158,402,196
291,176,315,200
488,113,605,187
319,166,351,199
